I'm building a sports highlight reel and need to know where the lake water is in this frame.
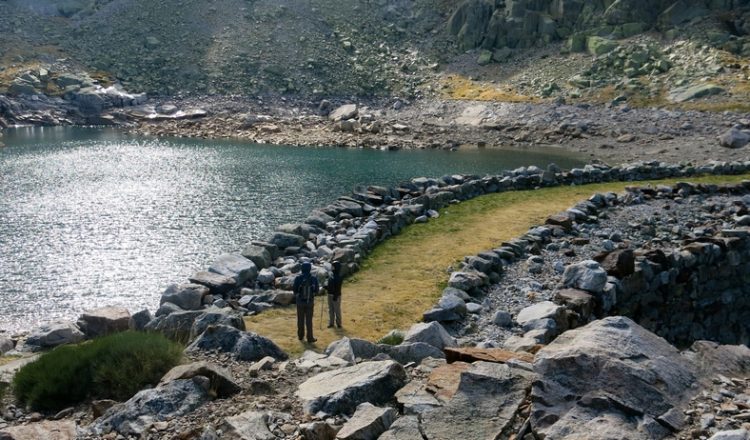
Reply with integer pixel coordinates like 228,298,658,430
0,126,583,334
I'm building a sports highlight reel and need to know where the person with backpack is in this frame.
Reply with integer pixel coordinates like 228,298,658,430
327,261,343,328
293,261,319,343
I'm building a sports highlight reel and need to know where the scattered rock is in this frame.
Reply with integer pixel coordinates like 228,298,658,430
335,403,397,440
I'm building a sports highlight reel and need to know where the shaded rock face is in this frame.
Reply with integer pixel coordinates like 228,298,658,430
447,0,740,52
296,360,407,416
159,361,241,398
76,306,130,338
186,324,288,362
336,402,397,440
23,322,84,350
530,316,699,439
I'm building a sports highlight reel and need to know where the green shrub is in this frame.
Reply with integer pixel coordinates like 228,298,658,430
377,329,405,346
13,331,182,411
0,381,8,401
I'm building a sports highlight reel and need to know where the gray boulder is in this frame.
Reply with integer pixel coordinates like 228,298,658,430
220,411,276,440
336,403,397,440
325,337,382,364
394,382,441,416
329,104,358,122
563,260,608,293
186,325,288,362
241,244,272,269
296,360,407,415
155,302,184,317
270,232,305,249
382,342,445,365
447,271,487,291
421,361,534,440
403,322,457,350
89,378,210,437
708,430,749,440
668,83,724,103
208,254,258,286
144,310,204,341
516,301,566,331
189,309,245,340
530,317,699,439
492,310,513,327
188,271,237,296
159,361,241,398
438,294,467,317
160,283,208,310
128,309,152,331
719,128,750,149
76,306,130,338
24,322,84,350
0,337,14,355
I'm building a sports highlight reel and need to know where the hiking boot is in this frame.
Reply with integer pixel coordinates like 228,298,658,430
327,324,334,328
307,338,317,343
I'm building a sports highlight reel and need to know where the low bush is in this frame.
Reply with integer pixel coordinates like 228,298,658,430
13,331,182,411
377,330,405,346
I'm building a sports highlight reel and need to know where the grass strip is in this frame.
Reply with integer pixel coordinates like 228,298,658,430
247,174,750,355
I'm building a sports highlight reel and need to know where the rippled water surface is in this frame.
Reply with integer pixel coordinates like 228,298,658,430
0,127,583,333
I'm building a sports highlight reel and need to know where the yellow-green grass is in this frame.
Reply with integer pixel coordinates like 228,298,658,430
246,174,750,356
0,355,20,367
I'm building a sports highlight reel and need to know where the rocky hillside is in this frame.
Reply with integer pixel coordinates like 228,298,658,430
2,0,750,101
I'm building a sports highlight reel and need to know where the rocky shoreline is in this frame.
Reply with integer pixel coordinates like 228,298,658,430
3,86,750,165
1,163,750,439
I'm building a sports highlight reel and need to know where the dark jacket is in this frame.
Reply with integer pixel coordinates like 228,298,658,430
327,273,343,298
293,262,319,304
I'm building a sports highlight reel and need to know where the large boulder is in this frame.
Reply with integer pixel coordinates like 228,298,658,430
447,271,486,291
270,232,305,249
296,360,407,415
562,260,608,293
186,325,288,362
208,254,258,286
189,309,245,339
329,104,358,122
144,310,205,341
159,361,241,398
325,337,382,364
336,403,397,440
160,283,208,310
719,128,750,149
421,361,535,439
530,317,700,439
23,322,84,350
89,378,211,437
515,301,566,332
403,322,457,350
188,271,237,296
241,244,272,269
76,306,130,339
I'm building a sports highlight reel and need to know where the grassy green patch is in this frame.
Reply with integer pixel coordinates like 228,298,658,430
13,331,182,411
377,330,405,346
247,174,750,355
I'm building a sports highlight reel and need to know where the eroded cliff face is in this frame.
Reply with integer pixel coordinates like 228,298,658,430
449,0,750,52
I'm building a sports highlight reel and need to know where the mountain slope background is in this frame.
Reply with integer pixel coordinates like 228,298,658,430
1,0,750,105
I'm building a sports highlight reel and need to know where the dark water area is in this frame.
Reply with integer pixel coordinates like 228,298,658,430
0,126,583,333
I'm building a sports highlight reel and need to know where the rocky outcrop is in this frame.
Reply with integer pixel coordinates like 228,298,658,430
530,317,699,439
75,306,130,339
22,322,84,351
159,361,241,398
296,361,407,415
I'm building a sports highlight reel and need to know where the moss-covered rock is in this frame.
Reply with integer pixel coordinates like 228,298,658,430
586,36,618,56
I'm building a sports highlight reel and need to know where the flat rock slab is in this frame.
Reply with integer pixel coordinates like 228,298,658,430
426,362,471,402
188,271,237,295
336,402,397,440
296,360,407,416
444,347,534,365
403,322,457,350
421,361,534,440
0,420,78,440
76,306,130,338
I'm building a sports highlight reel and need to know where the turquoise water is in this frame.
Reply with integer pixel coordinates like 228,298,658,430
0,126,583,333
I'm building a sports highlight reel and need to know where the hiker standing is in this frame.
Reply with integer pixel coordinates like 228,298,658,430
293,261,319,343
327,261,343,328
